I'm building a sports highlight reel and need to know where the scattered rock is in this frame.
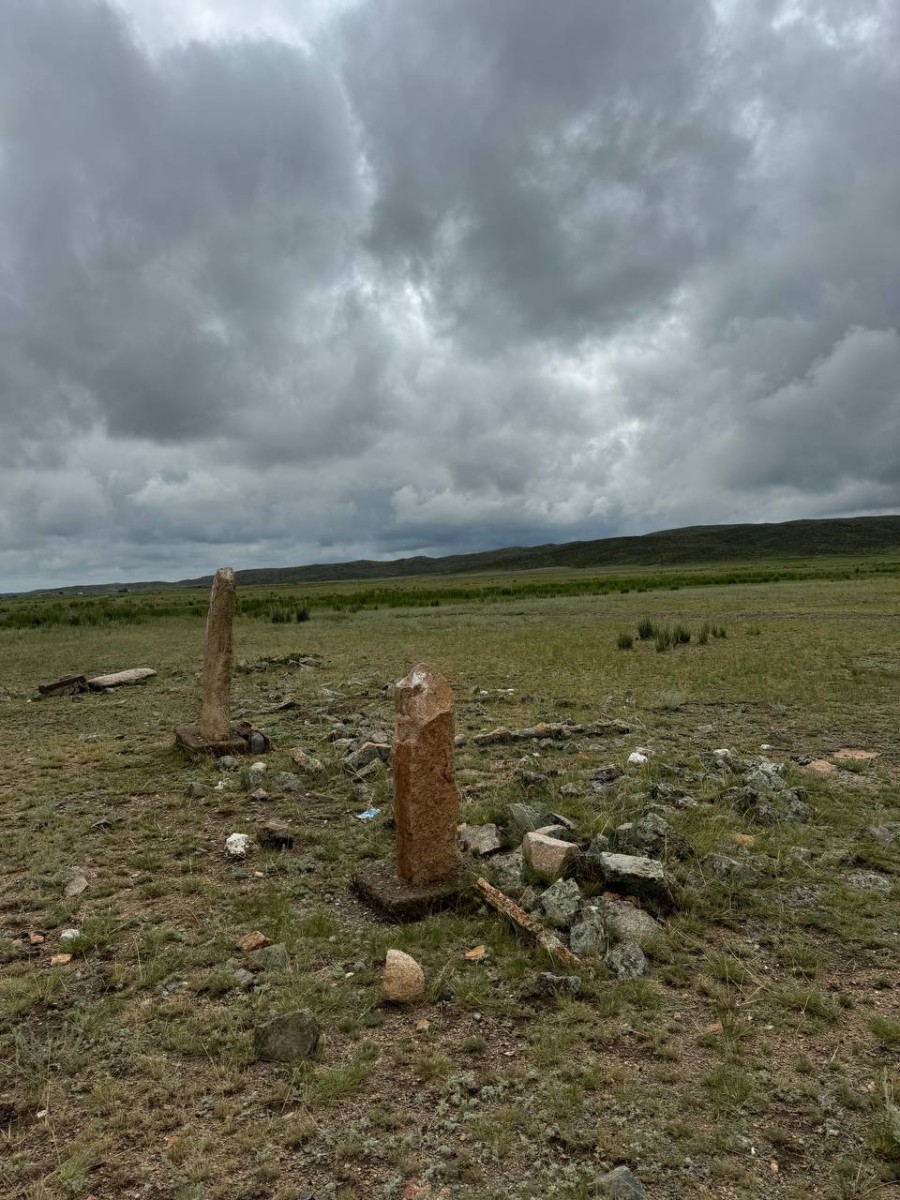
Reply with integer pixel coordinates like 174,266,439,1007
225,833,252,859
845,870,892,895
781,884,826,909
489,850,525,896
502,802,547,838
516,769,550,787
700,852,759,882
522,831,581,881
559,783,584,797
87,667,156,689
345,742,390,773
538,878,582,928
63,873,88,899
50,953,72,967
459,824,502,856
248,731,267,754
807,759,837,777
218,756,238,770
611,812,693,861
591,764,622,787
600,899,661,946
833,748,879,762
237,931,270,953
250,787,270,802
186,782,209,799
534,972,582,998
569,906,607,955
593,853,673,911
382,949,426,1003
59,928,80,943
627,751,649,766
596,1165,646,1198
258,820,294,851
232,968,255,990
606,941,650,980
255,1010,321,1062
860,824,900,845
289,748,325,774
250,942,290,971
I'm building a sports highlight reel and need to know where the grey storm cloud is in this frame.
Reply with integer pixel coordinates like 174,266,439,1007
0,0,898,590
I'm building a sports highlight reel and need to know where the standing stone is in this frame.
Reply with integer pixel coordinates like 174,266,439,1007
393,664,459,886
199,567,235,742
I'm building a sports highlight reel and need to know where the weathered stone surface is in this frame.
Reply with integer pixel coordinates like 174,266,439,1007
87,668,156,689
225,832,252,858
393,664,459,886
289,748,325,774
596,1165,646,1198
489,850,525,896
254,1010,320,1062
345,742,391,773
612,812,694,861
538,878,581,928
198,567,235,742
459,823,502,856
382,949,425,1002
353,862,463,922
258,820,294,851
534,972,582,998
600,899,661,946
701,852,757,882
522,831,581,881
846,870,892,895
593,853,673,911
502,802,547,838
250,942,290,971
860,823,900,845
569,906,607,955
38,675,88,698
606,941,650,980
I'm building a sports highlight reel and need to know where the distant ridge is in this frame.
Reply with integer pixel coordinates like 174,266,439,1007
22,515,900,596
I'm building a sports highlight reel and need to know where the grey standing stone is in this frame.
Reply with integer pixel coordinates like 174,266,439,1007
596,1165,646,1198
255,1010,320,1062
606,941,650,980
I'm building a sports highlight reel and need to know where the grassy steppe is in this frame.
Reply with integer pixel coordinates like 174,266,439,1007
1,569,899,1199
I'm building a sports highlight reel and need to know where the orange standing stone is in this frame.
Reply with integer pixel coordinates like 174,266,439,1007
392,664,459,885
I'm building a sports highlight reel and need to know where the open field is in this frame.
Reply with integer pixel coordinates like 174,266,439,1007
1,568,899,1199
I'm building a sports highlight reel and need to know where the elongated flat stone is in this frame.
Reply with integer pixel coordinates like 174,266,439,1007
199,567,235,742
88,668,156,689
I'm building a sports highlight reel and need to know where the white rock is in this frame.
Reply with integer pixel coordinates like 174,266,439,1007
627,751,649,766
225,833,252,858
713,748,733,760
59,928,80,942
382,949,425,1003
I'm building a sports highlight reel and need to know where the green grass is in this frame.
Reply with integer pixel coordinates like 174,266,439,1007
1,564,899,1197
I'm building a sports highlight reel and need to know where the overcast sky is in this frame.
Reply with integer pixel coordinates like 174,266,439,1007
1,0,898,590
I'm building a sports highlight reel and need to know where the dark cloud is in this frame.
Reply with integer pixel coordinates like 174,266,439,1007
0,0,898,590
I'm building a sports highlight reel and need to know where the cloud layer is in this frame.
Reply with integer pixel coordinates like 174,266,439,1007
1,0,898,589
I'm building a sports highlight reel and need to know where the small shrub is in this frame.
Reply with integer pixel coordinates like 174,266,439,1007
617,632,634,650
655,627,672,653
713,624,727,639
296,607,310,623
698,623,710,645
673,624,691,645
637,617,656,640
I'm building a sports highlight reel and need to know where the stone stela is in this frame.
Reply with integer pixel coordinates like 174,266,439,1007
175,566,269,759
354,662,463,920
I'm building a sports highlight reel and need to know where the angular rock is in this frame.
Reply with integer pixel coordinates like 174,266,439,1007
232,968,255,990
502,802,547,838
237,931,270,952
538,878,582,929
255,1010,320,1062
606,941,650,980
860,824,900,845
250,942,290,971
258,820,294,851
846,870,892,895
63,873,89,899
289,748,325,774
593,853,674,911
522,831,581,881
596,1165,646,1198
700,852,757,882
382,949,425,1002
569,906,607,956
345,742,391,773
611,812,693,861
534,972,582,998
225,832,252,858
489,850,525,896
199,567,235,742
393,665,459,886
600,899,661,946
459,823,502,856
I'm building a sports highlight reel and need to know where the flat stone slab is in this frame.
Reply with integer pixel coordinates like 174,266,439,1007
174,723,270,759
88,667,156,689
353,861,464,922
594,852,674,912
38,675,88,698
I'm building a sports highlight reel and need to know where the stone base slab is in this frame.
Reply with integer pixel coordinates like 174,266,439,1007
175,723,270,759
353,861,464,922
